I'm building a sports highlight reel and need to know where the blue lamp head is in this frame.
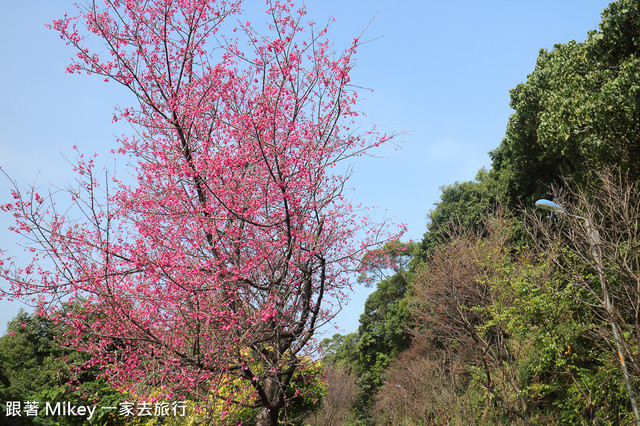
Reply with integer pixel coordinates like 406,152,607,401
535,199,564,213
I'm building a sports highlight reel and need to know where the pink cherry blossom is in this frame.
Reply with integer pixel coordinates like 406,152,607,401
2,1,401,424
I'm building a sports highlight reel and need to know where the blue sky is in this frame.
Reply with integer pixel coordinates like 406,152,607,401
0,1,612,335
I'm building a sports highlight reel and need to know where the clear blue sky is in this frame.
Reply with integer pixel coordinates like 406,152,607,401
0,0,612,335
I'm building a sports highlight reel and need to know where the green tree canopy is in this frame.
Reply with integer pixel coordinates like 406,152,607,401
491,0,640,208
418,168,498,258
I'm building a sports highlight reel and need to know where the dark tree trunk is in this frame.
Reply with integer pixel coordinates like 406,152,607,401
255,376,283,426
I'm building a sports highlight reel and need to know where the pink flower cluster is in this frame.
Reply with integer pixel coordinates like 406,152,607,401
3,0,402,416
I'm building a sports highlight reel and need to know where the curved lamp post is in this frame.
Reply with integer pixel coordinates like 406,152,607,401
535,199,640,424
395,384,407,426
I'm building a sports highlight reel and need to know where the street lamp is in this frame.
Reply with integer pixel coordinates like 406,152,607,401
535,199,640,424
395,384,407,426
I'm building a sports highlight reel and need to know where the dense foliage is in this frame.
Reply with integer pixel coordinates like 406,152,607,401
315,0,640,424
491,0,640,209
0,310,125,425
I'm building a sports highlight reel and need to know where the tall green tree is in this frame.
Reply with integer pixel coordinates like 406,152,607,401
350,271,412,421
0,311,71,403
318,268,413,422
0,310,124,425
491,0,640,209
418,168,498,258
